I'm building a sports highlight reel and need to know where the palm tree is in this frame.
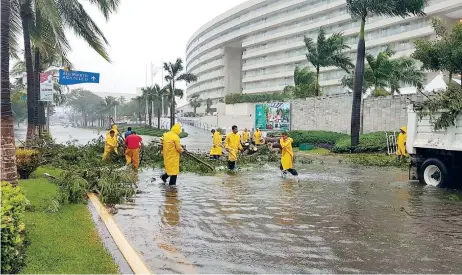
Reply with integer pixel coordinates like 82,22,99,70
163,58,197,128
346,0,427,146
189,94,202,115
135,95,145,125
365,47,395,93
304,27,353,96
151,84,167,129
389,58,424,94
205,98,213,115
13,0,119,140
1,0,18,184
342,47,424,96
118,96,126,105
141,87,154,127
18,0,36,141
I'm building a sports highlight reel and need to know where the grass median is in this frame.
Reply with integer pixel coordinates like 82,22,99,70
20,167,118,274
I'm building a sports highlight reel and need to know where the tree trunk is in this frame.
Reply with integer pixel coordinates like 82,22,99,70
170,82,176,128
34,47,44,136
316,67,320,96
157,108,161,130
21,1,36,142
460,70,462,89
350,18,366,147
1,0,18,184
148,101,152,127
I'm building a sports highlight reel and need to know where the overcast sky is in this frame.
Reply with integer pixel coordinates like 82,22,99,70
68,0,247,107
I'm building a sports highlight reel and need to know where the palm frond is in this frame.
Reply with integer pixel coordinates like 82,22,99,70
347,0,427,20
57,0,111,62
177,73,197,83
9,0,22,59
85,0,120,20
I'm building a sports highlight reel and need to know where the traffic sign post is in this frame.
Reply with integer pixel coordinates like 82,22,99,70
59,69,100,85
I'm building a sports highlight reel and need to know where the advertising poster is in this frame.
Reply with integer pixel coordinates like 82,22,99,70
255,102,291,131
39,73,54,101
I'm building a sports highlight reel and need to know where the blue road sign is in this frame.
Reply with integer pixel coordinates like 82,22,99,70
59,69,100,85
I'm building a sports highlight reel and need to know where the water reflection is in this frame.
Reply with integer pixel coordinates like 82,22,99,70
161,187,180,227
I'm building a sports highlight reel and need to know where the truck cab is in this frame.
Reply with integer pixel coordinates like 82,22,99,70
407,105,462,187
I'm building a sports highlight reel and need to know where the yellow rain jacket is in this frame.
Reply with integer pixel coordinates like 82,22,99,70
397,126,408,156
225,132,243,161
102,129,118,160
253,130,262,145
210,131,223,156
280,137,294,170
241,131,250,143
162,123,183,175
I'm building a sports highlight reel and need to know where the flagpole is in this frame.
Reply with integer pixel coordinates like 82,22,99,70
161,61,164,117
145,64,148,127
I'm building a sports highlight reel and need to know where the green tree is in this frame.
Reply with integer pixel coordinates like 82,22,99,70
341,47,424,96
412,18,462,87
303,27,353,96
12,0,119,140
346,0,427,146
205,98,213,114
66,88,103,127
134,95,145,124
11,91,27,127
1,0,18,183
142,86,155,127
284,66,317,98
118,96,126,105
189,94,201,115
163,58,197,128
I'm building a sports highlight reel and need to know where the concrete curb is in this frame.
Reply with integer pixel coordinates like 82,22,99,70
88,193,152,275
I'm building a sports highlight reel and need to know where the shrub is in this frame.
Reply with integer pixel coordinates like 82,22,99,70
224,92,290,104
1,181,28,274
52,168,137,205
267,130,348,147
15,148,40,179
332,132,390,153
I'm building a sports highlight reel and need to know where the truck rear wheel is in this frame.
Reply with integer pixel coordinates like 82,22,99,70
419,158,451,187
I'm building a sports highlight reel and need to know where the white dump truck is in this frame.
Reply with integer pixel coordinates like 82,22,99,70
407,105,462,187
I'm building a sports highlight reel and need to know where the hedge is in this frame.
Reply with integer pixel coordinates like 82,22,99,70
332,132,391,153
224,92,290,104
268,130,348,148
1,181,28,274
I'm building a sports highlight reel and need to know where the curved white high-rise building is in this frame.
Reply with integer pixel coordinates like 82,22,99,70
185,0,462,100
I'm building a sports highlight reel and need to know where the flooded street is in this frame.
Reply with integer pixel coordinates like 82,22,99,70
116,164,462,274
16,124,462,273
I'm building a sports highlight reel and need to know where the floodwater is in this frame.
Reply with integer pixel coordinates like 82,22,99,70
14,123,210,148
115,164,462,274
16,124,462,273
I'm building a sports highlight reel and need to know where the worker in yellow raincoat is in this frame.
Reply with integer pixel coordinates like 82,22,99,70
253,128,262,145
280,132,298,177
225,125,243,170
161,123,184,185
241,128,250,144
210,129,222,159
102,128,118,160
397,126,408,160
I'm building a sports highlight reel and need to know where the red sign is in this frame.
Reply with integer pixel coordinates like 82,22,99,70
40,73,52,84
